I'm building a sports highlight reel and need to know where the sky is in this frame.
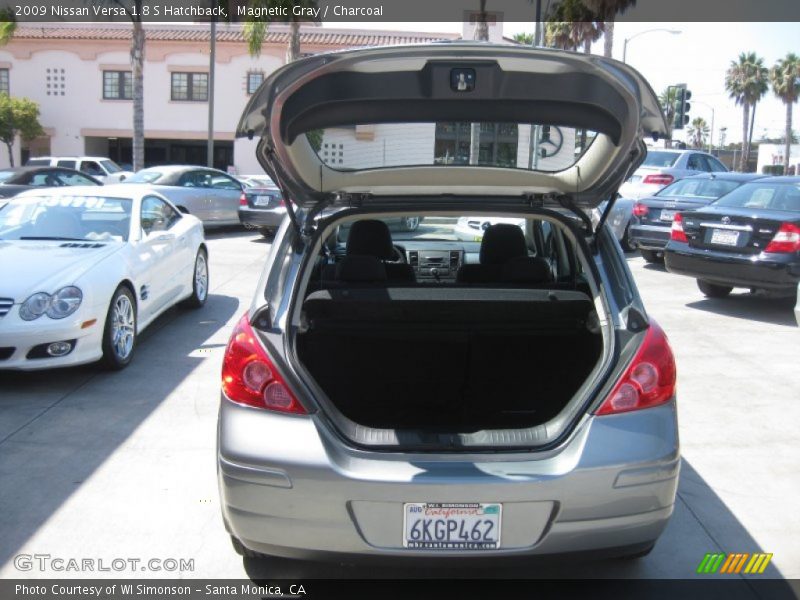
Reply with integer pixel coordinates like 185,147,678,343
323,21,800,147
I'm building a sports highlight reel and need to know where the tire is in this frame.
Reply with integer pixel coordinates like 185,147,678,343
640,249,662,263
100,285,137,370
182,248,209,309
230,535,268,559
400,216,420,232
620,224,636,252
258,227,275,238
697,279,733,298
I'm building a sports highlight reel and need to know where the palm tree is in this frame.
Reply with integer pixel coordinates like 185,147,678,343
0,9,15,46
725,52,769,171
545,0,603,53
512,32,534,45
687,117,710,149
469,0,490,165
581,0,636,58
545,21,574,50
770,53,800,174
243,0,318,63
658,87,679,148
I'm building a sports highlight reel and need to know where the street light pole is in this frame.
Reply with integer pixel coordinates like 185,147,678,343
692,99,715,153
206,19,216,169
622,28,681,63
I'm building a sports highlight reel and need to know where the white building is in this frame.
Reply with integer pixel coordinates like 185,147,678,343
757,143,800,175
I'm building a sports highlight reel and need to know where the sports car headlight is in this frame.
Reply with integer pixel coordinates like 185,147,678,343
19,292,52,321
19,287,83,321
46,287,83,319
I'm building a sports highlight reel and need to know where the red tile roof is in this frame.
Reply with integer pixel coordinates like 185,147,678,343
13,24,459,47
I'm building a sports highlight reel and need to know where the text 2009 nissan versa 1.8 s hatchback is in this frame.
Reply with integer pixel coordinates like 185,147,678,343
218,43,679,562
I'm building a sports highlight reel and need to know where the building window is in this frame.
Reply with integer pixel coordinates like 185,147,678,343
45,67,66,97
246,71,264,95
0,69,8,95
103,71,132,100
434,122,518,167
171,72,208,101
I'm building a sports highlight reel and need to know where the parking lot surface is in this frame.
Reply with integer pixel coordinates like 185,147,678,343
1,225,798,581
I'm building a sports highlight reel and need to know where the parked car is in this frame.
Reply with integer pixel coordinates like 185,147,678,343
238,174,276,189
122,165,244,226
0,166,101,208
619,149,728,200
238,184,285,237
218,44,679,563
25,156,133,183
0,185,208,370
453,216,525,241
630,173,766,262
664,176,800,298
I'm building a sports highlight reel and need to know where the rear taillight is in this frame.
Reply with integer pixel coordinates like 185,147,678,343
632,202,649,217
642,174,674,186
279,198,286,207
221,313,306,414
670,212,688,242
764,222,800,254
239,192,248,206
595,320,676,416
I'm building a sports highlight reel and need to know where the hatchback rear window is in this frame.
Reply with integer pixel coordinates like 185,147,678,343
642,151,679,167
308,122,598,173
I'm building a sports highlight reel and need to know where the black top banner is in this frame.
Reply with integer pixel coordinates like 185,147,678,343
1,0,799,22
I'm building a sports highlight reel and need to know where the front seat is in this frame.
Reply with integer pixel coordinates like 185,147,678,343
338,219,415,284
457,223,551,285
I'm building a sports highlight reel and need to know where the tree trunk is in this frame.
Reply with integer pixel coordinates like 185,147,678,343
6,140,13,167
785,100,792,174
603,19,614,58
131,19,145,172
583,37,591,54
475,0,489,41
740,103,750,172
287,19,300,63
746,101,757,171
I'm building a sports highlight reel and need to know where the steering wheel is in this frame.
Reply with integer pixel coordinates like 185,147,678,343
386,245,407,264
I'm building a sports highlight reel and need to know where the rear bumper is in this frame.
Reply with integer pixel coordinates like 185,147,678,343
629,224,670,250
238,207,285,229
664,243,800,290
218,398,680,560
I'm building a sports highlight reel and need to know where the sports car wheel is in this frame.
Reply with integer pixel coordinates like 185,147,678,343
182,248,209,309
697,279,733,298
100,286,137,370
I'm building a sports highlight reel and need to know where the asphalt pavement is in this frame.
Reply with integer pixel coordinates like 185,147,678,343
0,225,798,582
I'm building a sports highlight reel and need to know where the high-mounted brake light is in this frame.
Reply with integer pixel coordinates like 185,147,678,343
239,193,248,206
221,313,306,414
764,222,800,254
670,212,688,242
643,174,674,186
595,320,676,415
632,202,649,217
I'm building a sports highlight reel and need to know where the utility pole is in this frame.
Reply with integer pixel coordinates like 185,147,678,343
206,19,216,168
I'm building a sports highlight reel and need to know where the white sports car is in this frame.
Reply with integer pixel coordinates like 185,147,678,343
0,184,208,370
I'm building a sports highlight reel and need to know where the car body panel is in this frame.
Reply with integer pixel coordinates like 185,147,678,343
0,185,206,370
0,166,102,202
618,150,729,200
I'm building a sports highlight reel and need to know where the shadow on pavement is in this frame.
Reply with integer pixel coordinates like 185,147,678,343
685,294,797,327
0,293,240,567
241,460,789,589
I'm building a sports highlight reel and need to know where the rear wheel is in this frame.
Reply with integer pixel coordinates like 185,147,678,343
230,535,268,559
697,279,733,298
181,248,209,309
100,286,137,370
620,224,635,252
640,249,662,263
258,227,276,238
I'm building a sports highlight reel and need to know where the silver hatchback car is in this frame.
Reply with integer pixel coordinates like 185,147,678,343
218,44,679,562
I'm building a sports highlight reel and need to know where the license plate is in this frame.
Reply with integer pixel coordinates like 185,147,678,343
710,229,739,246
660,209,676,221
253,195,272,207
403,503,501,550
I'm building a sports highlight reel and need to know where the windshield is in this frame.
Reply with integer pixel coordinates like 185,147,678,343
307,122,598,173
657,178,741,199
100,160,123,174
124,169,164,184
712,182,800,212
0,195,133,242
642,151,680,168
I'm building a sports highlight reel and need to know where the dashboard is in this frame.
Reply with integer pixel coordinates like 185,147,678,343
398,241,481,283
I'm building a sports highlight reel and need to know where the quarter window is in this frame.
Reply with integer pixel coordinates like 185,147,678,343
103,70,132,100
171,72,209,102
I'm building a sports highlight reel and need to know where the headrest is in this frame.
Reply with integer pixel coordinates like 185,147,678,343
480,224,528,265
335,255,388,283
346,219,395,260
501,256,552,283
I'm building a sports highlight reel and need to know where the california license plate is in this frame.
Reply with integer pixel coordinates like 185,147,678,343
660,209,676,221
254,195,273,207
403,503,501,550
710,229,739,246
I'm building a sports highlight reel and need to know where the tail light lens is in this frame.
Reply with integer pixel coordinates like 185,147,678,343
670,212,688,242
239,193,248,206
221,313,306,414
642,174,674,186
764,222,800,253
595,320,677,415
279,198,286,207
632,202,649,217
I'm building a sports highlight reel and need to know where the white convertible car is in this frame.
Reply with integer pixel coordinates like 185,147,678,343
0,185,208,370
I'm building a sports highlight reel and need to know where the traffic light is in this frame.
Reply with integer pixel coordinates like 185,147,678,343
673,84,692,130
